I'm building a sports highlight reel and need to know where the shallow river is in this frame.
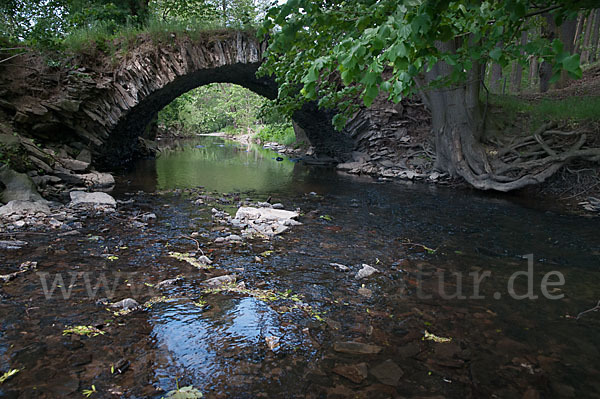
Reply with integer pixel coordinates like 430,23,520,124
1,136,599,398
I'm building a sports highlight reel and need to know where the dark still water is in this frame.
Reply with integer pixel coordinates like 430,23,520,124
1,136,599,398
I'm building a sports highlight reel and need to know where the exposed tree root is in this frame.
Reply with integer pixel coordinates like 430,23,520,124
447,122,600,192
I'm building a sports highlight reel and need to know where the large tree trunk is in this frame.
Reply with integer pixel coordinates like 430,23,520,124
529,55,538,88
510,31,528,93
590,9,600,63
425,41,506,189
581,11,595,64
558,16,578,88
422,40,598,192
489,62,503,93
574,12,585,54
539,13,556,93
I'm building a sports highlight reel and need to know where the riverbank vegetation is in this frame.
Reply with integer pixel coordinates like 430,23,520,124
156,83,295,145
0,0,267,50
1,0,600,191
260,1,600,191
0,0,295,145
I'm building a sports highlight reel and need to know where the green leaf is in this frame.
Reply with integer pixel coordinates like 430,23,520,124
489,47,502,62
380,81,391,92
372,36,384,51
361,71,378,85
411,14,431,34
363,85,379,107
332,114,347,130
341,70,353,85
561,54,580,75
551,39,563,55
306,67,318,82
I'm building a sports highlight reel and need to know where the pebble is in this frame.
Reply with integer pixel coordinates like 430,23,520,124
226,234,243,242
358,286,373,298
156,277,182,288
197,255,212,264
355,264,379,279
141,213,156,221
110,298,139,309
330,262,350,272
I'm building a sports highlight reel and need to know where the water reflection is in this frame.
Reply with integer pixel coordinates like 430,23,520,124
154,137,296,193
152,297,281,388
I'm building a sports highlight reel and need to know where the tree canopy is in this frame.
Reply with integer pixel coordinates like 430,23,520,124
258,0,600,191
258,0,594,129
0,0,270,46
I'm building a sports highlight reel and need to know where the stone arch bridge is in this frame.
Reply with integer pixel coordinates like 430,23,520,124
4,30,354,167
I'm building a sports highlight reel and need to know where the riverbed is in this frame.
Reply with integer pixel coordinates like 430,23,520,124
1,136,599,398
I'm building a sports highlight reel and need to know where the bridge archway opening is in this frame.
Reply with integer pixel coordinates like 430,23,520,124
103,62,281,165
154,81,293,142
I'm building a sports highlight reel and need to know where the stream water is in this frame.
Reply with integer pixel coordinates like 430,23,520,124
1,136,599,398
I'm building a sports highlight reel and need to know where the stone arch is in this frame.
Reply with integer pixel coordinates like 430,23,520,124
80,31,277,164
6,30,353,168
107,62,278,164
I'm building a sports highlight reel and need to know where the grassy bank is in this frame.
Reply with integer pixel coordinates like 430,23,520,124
62,18,253,56
489,94,600,128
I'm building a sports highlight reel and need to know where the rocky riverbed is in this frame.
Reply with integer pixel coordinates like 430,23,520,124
1,136,599,399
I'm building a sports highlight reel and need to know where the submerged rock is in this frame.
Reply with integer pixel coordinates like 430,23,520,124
156,277,183,288
0,261,37,282
265,335,280,351
225,234,243,242
370,359,404,385
333,341,382,355
141,213,156,221
358,286,373,298
0,240,28,250
197,255,212,265
204,274,236,288
332,363,368,383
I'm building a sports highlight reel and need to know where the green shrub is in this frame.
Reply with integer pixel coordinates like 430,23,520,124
63,20,117,54
255,124,296,146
